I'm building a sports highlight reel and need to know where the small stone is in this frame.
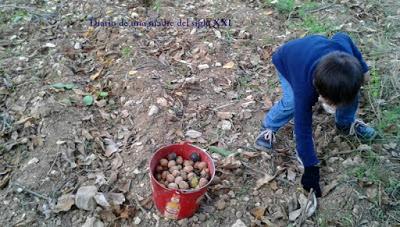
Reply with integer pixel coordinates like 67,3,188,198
211,153,222,160
352,205,360,215
75,186,98,211
94,193,110,208
215,62,222,67
342,158,354,168
358,144,372,152
232,219,246,227
366,187,378,200
26,157,39,166
156,97,168,107
178,218,188,226
228,190,235,198
107,193,125,205
120,109,129,118
235,211,243,218
388,143,396,149
44,43,56,48
82,216,104,227
74,42,82,50
198,64,209,70
217,111,233,120
191,216,199,222
219,120,232,131
243,196,250,202
276,189,283,195
185,129,202,139
134,217,141,225
148,105,159,116
241,100,255,108
287,169,296,182
328,157,340,164
216,199,226,210
240,109,252,119
198,214,207,222
353,155,362,165
54,193,75,212
131,12,139,18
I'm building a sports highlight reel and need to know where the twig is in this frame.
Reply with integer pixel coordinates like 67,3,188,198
133,195,151,218
46,152,60,176
0,4,37,10
13,182,50,200
308,4,336,13
296,189,314,227
322,149,358,160
0,4,51,18
212,101,236,111
242,162,267,176
388,212,400,223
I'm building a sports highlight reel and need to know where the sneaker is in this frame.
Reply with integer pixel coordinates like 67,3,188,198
337,119,377,141
254,129,276,152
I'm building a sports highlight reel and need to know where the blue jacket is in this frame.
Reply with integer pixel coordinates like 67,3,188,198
272,32,369,167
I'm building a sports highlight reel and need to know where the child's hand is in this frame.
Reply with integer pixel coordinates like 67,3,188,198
301,166,322,197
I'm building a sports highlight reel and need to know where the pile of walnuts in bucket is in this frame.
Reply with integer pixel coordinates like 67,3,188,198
154,152,210,190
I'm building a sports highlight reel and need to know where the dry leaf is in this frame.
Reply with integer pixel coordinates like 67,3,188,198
220,155,241,169
98,210,116,222
255,174,275,190
264,96,273,109
107,193,125,206
104,138,119,157
289,208,302,221
270,180,278,191
214,30,222,39
264,10,274,15
0,174,10,189
117,179,132,193
120,205,136,219
222,61,235,69
216,111,233,120
185,130,202,139
111,153,123,170
140,196,153,210
54,193,75,213
15,116,34,125
290,192,317,222
94,193,111,208
73,88,86,96
287,169,296,182
251,207,266,220
322,180,338,197
240,151,260,158
255,167,285,190
173,49,184,61
90,68,103,80
128,70,138,76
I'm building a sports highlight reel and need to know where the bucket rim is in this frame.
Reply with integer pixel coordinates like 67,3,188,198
149,141,216,193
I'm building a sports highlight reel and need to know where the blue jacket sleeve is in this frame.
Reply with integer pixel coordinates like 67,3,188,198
294,92,320,167
332,32,369,73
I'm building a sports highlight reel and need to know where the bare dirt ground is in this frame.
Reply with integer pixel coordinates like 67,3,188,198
0,0,399,226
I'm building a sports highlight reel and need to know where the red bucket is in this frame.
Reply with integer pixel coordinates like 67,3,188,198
149,142,215,219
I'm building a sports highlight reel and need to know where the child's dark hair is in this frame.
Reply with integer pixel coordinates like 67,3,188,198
314,51,364,106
